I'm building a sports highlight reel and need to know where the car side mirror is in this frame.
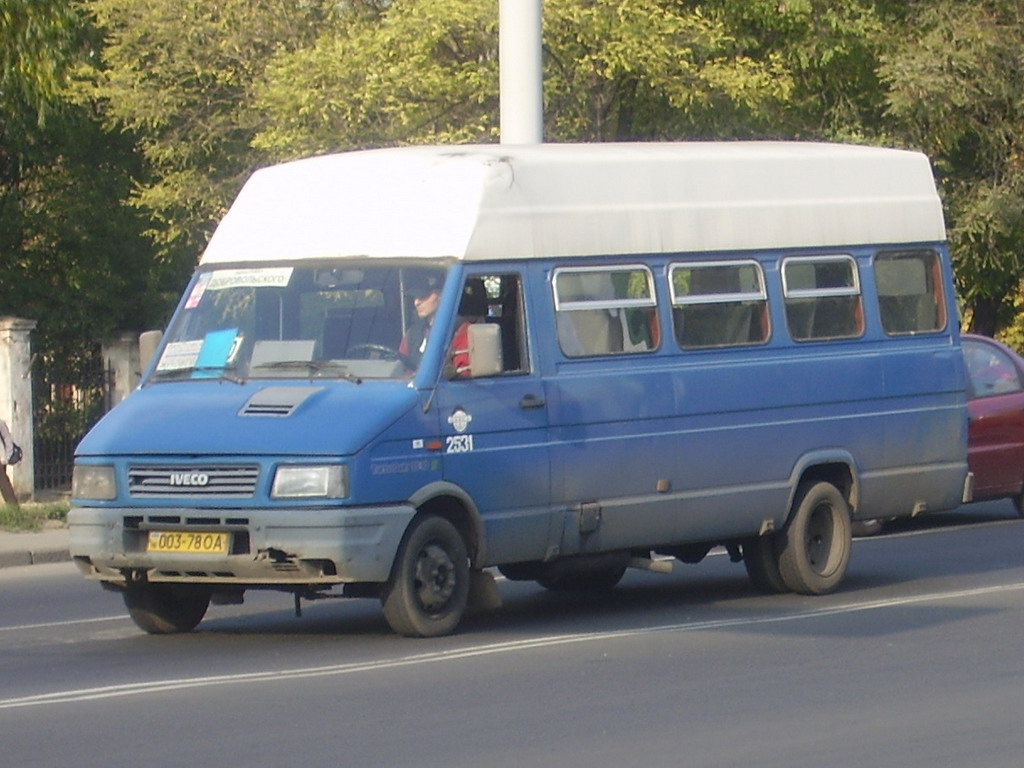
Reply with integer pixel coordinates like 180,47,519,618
445,323,503,380
468,323,503,377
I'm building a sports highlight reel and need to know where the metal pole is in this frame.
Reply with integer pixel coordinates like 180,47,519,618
499,0,543,144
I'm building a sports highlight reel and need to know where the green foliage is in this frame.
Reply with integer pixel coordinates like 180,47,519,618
252,0,797,154
4,112,156,344
0,500,68,531
84,0,338,261
997,288,1024,353
705,0,890,140
542,0,793,141
0,0,80,127
253,0,501,158
1,0,158,360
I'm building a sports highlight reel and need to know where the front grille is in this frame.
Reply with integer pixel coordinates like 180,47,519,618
128,465,260,498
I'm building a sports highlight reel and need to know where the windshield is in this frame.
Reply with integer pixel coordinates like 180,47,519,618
151,263,450,382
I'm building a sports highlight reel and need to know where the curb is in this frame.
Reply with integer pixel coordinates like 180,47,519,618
0,547,71,569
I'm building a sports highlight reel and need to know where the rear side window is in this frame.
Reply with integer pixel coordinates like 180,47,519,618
670,261,769,349
782,255,864,341
875,250,946,335
964,340,1022,398
553,266,659,357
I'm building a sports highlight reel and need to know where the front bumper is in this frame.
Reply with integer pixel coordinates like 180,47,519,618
68,504,416,586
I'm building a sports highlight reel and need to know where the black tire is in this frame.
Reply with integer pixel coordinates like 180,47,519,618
777,481,852,595
1014,491,1024,518
123,582,210,634
381,515,469,638
742,535,789,594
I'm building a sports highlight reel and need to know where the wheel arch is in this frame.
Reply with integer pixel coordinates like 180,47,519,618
408,481,486,567
787,451,859,518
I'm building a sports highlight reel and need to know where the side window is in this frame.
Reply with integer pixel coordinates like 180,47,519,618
670,261,769,349
449,273,528,377
876,250,946,335
782,255,864,342
964,341,1022,398
553,266,659,357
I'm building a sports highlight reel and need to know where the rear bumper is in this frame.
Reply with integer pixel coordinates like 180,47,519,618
68,504,415,586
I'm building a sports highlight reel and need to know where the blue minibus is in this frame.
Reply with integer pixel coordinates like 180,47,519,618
68,142,971,637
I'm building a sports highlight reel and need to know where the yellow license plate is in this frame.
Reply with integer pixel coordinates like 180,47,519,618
147,531,229,555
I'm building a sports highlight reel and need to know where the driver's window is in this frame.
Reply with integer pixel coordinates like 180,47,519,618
449,273,528,378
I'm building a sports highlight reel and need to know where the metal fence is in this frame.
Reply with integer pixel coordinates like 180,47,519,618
32,344,113,493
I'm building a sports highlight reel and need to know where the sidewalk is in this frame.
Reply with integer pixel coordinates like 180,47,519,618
0,525,71,568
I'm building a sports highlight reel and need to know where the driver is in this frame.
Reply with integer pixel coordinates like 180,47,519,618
399,274,443,371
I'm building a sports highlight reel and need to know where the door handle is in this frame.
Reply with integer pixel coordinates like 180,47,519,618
519,394,546,409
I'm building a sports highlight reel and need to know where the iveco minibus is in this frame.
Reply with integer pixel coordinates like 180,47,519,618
69,142,970,637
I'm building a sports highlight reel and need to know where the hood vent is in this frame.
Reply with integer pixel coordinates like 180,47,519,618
239,386,323,418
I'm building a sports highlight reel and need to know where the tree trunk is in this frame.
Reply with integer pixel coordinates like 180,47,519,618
967,296,1001,337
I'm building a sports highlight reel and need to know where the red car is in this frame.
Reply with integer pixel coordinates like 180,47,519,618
963,333,1024,515
853,333,1024,537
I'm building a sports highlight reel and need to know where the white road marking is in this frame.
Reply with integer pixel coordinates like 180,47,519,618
2,580,1022,711
0,616,126,633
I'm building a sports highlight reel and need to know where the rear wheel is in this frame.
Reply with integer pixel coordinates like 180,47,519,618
742,535,788,593
123,582,210,634
381,515,469,638
777,481,852,595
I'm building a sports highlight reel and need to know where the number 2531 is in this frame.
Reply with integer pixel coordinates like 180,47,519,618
445,435,474,453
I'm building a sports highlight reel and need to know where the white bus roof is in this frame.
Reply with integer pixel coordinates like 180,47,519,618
200,142,946,265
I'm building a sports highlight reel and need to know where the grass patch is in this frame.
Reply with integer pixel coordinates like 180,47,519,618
0,502,69,532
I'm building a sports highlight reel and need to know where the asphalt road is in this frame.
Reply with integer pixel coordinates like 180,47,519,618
2,500,1023,768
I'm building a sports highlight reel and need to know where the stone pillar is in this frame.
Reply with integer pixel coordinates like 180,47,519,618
0,317,37,501
102,332,141,407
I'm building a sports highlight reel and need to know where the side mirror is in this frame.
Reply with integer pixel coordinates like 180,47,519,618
445,323,503,379
468,323,503,377
139,330,163,371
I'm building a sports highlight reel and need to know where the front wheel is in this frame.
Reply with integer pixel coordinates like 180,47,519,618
123,582,210,634
381,515,469,638
777,481,852,595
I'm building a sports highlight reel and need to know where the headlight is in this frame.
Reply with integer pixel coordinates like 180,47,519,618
72,464,117,501
271,465,347,499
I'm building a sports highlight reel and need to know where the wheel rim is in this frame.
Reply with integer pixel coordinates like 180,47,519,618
805,502,839,576
413,542,457,613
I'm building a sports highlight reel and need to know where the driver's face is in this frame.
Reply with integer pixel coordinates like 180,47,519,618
414,290,440,319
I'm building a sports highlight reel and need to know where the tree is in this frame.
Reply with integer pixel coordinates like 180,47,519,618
251,0,796,158
879,0,1024,335
252,0,502,158
703,0,893,141
1,0,81,255
1,1,155,359
542,0,793,141
83,0,339,271
0,0,79,143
